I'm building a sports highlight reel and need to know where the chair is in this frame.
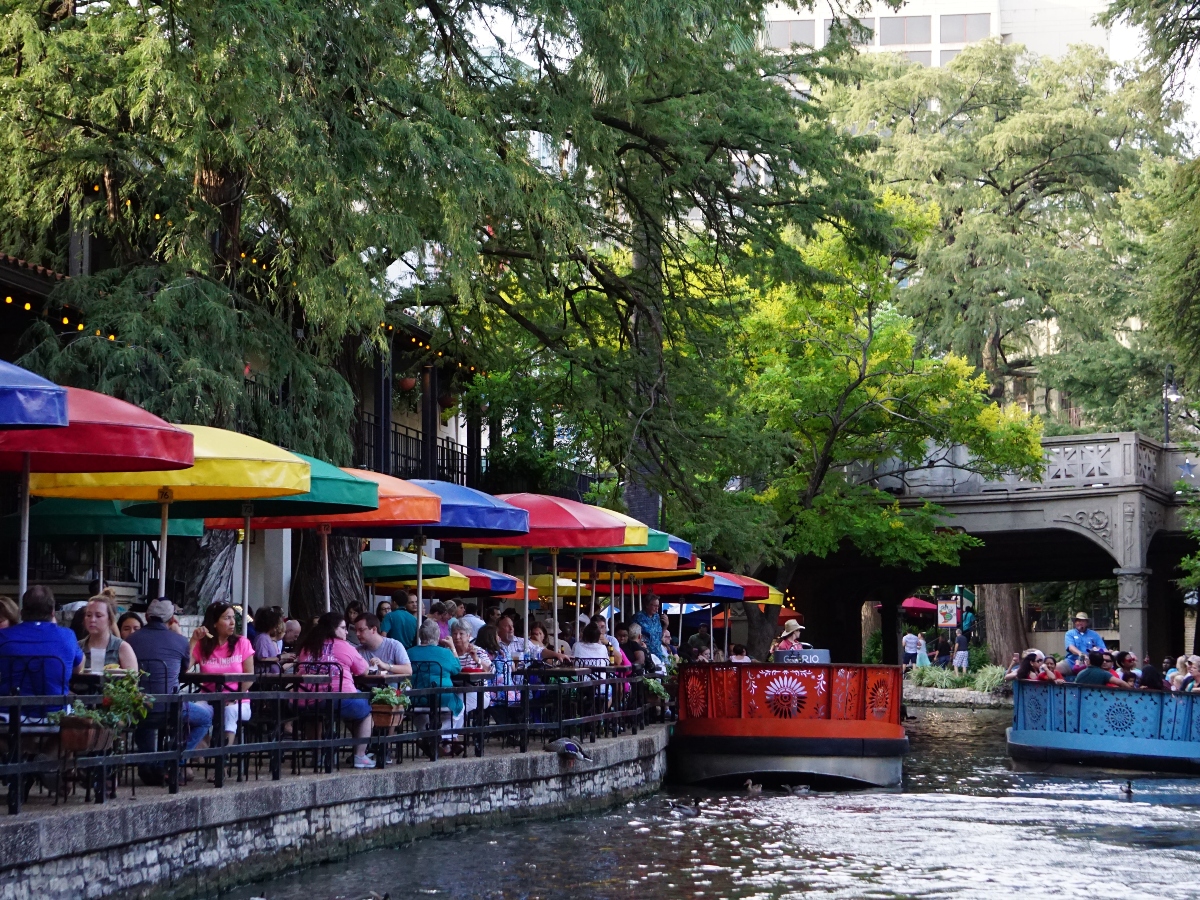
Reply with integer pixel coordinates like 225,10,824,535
0,655,71,814
292,660,345,774
409,660,454,759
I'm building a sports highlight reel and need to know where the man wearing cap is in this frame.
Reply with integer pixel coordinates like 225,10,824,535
1064,612,1106,668
126,598,213,764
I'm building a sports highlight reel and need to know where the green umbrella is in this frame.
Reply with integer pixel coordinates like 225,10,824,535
0,498,205,592
361,549,450,581
126,454,379,624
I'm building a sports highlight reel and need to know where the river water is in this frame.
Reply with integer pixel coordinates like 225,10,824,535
227,708,1200,900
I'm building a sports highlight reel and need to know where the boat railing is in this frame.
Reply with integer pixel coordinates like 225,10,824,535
1013,680,1200,743
676,663,903,725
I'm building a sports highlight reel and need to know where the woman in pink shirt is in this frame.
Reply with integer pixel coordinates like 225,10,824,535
296,611,373,768
190,603,255,739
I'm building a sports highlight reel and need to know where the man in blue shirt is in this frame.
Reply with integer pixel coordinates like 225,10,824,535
381,592,419,648
0,586,82,717
632,595,663,664
1064,612,1106,668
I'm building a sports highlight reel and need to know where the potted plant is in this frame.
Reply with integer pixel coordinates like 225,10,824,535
52,671,153,755
370,683,410,728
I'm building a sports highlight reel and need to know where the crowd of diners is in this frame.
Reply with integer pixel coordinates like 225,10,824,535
0,585,710,770
1003,611,1199,691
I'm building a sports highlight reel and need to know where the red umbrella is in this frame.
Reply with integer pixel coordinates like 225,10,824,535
0,387,194,597
484,494,630,643
901,596,938,612
714,572,771,600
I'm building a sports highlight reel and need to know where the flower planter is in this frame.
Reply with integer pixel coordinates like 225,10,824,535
398,376,418,392
58,716,114,755
370,704,405,729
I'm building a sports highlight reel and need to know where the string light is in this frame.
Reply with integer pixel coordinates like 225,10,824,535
93,185,100,192
108,334,115,341
95,330,101,336
154,213,161,220
251,258,257,264
61,316,69,325
4,296,10,304
261,264,266,270
23,303,30,311
240,252,246,258
76,323,84,331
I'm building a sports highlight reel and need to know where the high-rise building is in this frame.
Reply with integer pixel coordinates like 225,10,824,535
763,0,1113,64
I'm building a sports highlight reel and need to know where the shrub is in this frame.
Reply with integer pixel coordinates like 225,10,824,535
972,665,1006,693
863,629,883,664
968,646,991,672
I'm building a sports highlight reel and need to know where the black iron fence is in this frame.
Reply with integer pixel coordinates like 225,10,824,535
1,672,664,816
356,413,468,484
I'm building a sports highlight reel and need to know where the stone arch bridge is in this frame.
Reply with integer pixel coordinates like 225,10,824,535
785,433,1197,663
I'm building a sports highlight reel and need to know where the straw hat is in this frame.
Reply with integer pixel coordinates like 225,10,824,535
1073,611,1089,621
782,619,805,636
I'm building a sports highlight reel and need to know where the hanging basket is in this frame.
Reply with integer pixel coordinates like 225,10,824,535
398,376,418,392
58,716,114,755
370,704,405,729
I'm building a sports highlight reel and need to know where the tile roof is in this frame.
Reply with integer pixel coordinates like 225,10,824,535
0,253,67,282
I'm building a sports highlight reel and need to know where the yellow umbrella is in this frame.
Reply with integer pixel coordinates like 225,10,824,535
30,425,310,598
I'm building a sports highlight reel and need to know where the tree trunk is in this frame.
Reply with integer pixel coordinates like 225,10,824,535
979,583,1026,665
861,599,882,657
289,532,365,623
742,600,779,661
168,529,237,614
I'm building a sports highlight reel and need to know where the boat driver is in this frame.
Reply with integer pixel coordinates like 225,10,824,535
1064,612,1106,669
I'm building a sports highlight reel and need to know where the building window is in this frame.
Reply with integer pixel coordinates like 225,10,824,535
766,19,816,49
940,13,990,43
879,15,931,45
824,17,874,46
940,48,961,66
905,50,932,66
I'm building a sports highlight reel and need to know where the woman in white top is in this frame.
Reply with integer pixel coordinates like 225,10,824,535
79,595,138,673
571,622,611,672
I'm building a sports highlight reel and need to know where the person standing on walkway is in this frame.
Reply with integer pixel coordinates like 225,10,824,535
380,592,419,649
916,633,930,668
632,595,663,666
901,629,920,669
952,628,970,676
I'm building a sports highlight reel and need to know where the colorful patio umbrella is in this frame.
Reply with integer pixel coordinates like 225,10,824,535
0,362,67,429
381,563,518,596
0,387,195,598
193,457,380,617
715,573,771,601
30,424,306,600
901,596,938,612
361,550,450,581
349,479,528,624
0,498,204,591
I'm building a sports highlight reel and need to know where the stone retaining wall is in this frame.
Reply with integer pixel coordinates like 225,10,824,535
0,726,668,900
903,684,1013,709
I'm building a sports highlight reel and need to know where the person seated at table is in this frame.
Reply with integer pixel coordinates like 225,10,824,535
496,614,569,663
374,599,393,619
0,586,82,717
589,614,622,657
79,594,138,673
460,603,486,638
408,618,464,756
117,611,143,641
450,621,493,721
728,644,753,663
252,608,287,669
0,595,17,630
572,623,611,670
341,602,365,646
530,621,571,659
354,613,412,675
474,624,517,716
295,611,374,768
380,594,419,649
282,618,302,653
659,628,678,659
126,599,214,780
621,623,658,674
190,602,256,740
429,600,453,643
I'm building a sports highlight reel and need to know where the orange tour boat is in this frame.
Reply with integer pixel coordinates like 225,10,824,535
669,662,908,788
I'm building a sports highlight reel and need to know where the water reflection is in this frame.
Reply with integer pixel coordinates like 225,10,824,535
227,708,1200,900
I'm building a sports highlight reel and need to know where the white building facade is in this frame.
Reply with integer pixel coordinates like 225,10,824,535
764,0,1112,63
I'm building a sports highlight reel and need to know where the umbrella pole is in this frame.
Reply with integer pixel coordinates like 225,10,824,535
550,549,558,646
709,603,713,657
522,548,530,646
574,555,582,645
17,452,29,603
97,533,104,593
724,602,730,658
415,529,424,625
156,499,170,599
589,562,597,620
320,526,331,614
242,513,253,634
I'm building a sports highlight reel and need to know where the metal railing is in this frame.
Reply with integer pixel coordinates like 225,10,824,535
355,412,469,484
0,673,662,816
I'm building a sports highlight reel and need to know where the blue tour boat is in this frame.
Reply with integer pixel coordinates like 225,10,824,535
1008,680,1200,773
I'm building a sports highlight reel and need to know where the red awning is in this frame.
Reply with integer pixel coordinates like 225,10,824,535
0,387,194,473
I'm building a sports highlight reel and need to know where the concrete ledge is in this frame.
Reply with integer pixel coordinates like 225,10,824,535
903,684,1012,709
0,726,669,900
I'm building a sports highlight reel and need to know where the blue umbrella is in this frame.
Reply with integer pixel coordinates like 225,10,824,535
0,361,67,429
666,533,693,562
337,480,528,538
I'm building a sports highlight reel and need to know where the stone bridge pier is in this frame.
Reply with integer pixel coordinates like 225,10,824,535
785,433,1198,663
